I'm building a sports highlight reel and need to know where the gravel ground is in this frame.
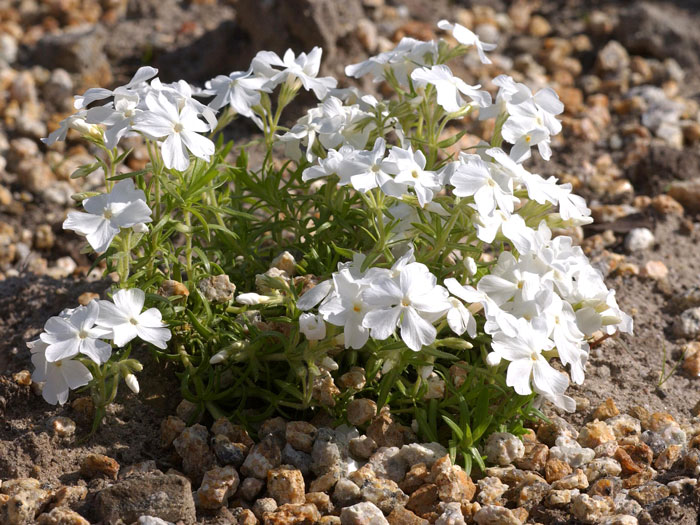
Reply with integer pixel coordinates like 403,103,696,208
2,0,700,523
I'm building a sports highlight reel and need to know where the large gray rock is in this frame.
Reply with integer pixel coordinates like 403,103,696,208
93,472,196,524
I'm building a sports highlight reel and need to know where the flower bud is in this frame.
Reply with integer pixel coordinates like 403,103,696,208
464,256,477,276
124,373,140,394
437,337,474,350
209,349,228,365
485,352,501,367
320,356,338,371
299,312,326,341
236,292,271,305
132,223,148,233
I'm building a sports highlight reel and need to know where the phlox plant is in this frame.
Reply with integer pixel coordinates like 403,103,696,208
30,19,631,470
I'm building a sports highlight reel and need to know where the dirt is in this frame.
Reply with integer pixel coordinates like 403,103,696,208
2,0,700,523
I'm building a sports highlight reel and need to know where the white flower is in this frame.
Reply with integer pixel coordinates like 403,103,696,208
319,269,370,349
97,288,171,349
346,37,438,85
411,65,491,112
437,19,497,64
39,301,112,364
42,111,95,146
63,179,152,253
384,146,441,207
299,312,327,341
362,262,451,351
490,319,568,398
297,280,334,311
253,47,337,99
450,153,516,216
302,145,360,185
85,89,142,149
74,66,158,109
205,68,270,116
133,92,215,171
29,339,92,405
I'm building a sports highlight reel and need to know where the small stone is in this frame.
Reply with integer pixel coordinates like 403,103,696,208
387,506,428,525
286,421,317,453
537,416,579,446
651,194,684,215
36,507,90,525
282,443,312,476
252,498,277,520
551,469,588,490
212,435,247,467
584,458,622,483
366,412,406,448
80,454,119,480
640,260,669,280
77,292,100,306
654,444,682,470
306,492,332,514
241,437,282,480
627,481,670,505
48,417,76,438
476,477,508,506
260,417,288,448
545,488,579,507
399,443,447,468
528,15,551,37
595,441,619,458
621,468,655,489
667,477,697,495
613,447,643,475
267,466,306,505
435,501,465,525
400,463,430,495
473,505,523,525
175,399,200,422
360,476,408,514
271,251,296,275
406,484,439,518
93,472,195,523
0,478,50,525
339,367,366,390
571,494,615,524
431,456,476,503
160,416,186,448
607,415,642,439
12,370,31,387
620,442,653,468
369,447,408,483
211,418,254,449
596,41,630,74
624,228,655,252
332,478,361,507
196,465,239,509
683,351,700,376
356,18,378,53
237,477,265,501
485,432,525,466
549,436,595,468
340,501,388,524
311,428,342,476
173,424,216,483
198,274,236,303
231,508,257,525
593,399,620,420
579,421,616,448
34,225,55,250
349,436,377,459
514,442,548,472
347,399,377,426
545,458,572,483
310,468,341,493
158,280,190,298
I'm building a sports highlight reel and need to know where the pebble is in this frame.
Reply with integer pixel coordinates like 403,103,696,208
349,435,377,459
198,274,236,303
286,421,317,453
387,506,428,524
48,416,76,437
484,432,525,466
406,483,439,518
673,307,700,338
549,436,595,468
360,476,407,514
160,416,186,448
241,436,282,480
267,466,306,505
571,494,615,523
196,465,240,509
473,505,523,525
340,501,388,525
476,476,508,505
624,228,655,252
312,428,342,476
79,454,119,480
584,458,622,482
398,443,447,467
332,478,361,507
579,420,616,448
368,446,407,482
36,507,90,525
627,481,670,505
545,488,579,508
593,399,620,420
173,424,217,483
347,399,377,426
212,434,247,467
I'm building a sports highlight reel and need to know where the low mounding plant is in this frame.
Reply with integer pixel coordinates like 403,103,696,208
30,19,631,470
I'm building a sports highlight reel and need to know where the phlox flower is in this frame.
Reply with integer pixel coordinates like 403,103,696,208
29,339,92,405
346,37,438,86
73,66,158,109
205,68,271,119
443,278,481,337
437,19,497,64
97,288,171,349
490,319,568,398
133,91,215,171
450,153,516,216
362,262,451,351
319,269,370,349
39,301,112,364
42,111,98,146
63,179,152,253
253,47,337,100
411,65,491,113
384,146,442,207
301,145,360,185
85,89,142,149
299,312,327,341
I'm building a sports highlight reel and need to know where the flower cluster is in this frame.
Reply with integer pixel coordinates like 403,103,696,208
29,289,170,405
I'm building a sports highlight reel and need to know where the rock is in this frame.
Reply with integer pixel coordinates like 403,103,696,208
282,443,312,476
584,458,622,483
674,307,700,338
339,367,367,390
237,476,265,501
537,416,578,446
160,416,186,448
236,0,363,58
406,484,439,518
668,178,700,213
431,455,476,503
252,497,277,520
400,463,430,495
211,418,254,449
347,399,377,426
473,505,523,525
545,458,573,483
267,466,306,505
579,421,616,448
196,466,240,509
0,478,50,525
356,18,378,53
119,461,157,480
627,481,670,505
93,472,196,523
176,399,200,422
387,506,428,525
173,424,216,483
306,492,332,514
33,25,111,86
212,435,247,467
551,469,588,490
264,502,321,524
596,41,629,74
593,399,620,420
545,488,579,508
349,436,377,460
624,228,655,252
368,446,407,482
79,454,119,480
514,442,548,472
241,436,282,480
311,428,342,476
476,477,508,506
286,421,317,453
549,436,595,468
654,444,682,470
607,415,641,439
360,476,408,514
198,274,236,303
571,494,615,524
366,412,406,448
485,433,525,466
332,478,361,507
603,516,638,525
340,501,388,524
36,507,90,525
158,280,190,298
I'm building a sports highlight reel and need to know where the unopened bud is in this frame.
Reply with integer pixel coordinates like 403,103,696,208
485,352,501,367
124,373,140,394
236,292,271,305
464,256,477,276
209,349,228,365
